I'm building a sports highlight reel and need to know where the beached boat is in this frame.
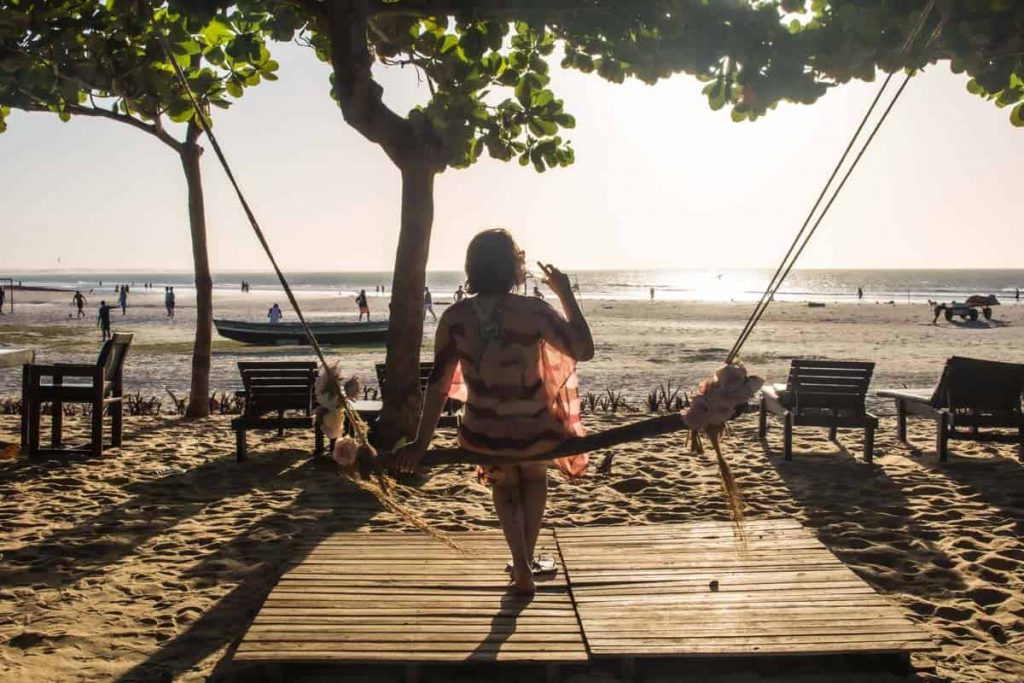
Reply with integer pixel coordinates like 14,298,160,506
213,319,389,345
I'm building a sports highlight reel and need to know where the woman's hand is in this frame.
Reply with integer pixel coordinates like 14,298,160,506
393,440,427,475
537,262,573,301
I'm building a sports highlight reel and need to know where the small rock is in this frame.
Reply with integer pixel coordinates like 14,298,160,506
709,579,719,592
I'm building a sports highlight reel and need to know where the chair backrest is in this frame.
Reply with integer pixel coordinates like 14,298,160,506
930,356,1024,415
97,333,133,384
238,361,318,415
786,359,874,413
375,362,434,398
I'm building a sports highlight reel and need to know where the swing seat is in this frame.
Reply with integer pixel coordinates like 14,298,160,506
758,359,878,462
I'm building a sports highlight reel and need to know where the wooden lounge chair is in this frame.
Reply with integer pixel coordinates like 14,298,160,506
758,359,878,462
21,333,132,457
375,361,462,428
877,356,1024,461
232,361,323,462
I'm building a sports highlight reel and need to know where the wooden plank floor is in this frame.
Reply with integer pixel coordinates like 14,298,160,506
234,530,588,665
556,519,936,659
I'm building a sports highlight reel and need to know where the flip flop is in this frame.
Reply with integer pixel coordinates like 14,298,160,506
505,554,558,576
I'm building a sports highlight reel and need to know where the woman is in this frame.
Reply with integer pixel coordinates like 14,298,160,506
396,229,593,594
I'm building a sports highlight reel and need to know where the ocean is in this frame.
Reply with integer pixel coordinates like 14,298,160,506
4,268,1023,305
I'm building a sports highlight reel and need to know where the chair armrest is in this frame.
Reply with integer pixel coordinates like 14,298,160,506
25,364,102,381
234,390,247,398
876,389,932,404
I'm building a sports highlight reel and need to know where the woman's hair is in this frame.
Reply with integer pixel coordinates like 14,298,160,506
464,229,525,295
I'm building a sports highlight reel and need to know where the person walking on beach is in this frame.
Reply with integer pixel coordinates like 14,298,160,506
356,289,370,321
268,303,283,324
165,287,176,319
118,285,128,315
454,285,465,303
0,285,5,316
1016,288,1020,303
424,287,437,321
72,291,87,318
857,286,864,301
650,287,655,300
395,229,593,594
97,301,114,340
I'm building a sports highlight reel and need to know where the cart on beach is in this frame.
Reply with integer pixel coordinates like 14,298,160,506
932,295,999,323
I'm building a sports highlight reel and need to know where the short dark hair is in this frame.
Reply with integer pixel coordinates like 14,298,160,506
465,229,525,295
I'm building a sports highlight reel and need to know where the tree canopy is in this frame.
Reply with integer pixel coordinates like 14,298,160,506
253,0,1023,179
0,0,280,143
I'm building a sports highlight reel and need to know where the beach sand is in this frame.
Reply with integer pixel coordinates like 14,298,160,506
1,290,1022,681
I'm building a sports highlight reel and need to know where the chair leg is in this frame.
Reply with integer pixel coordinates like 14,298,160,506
828,424,838,441
758,397,768,437
896,401,907,442
936,412,950,462
90,399,103,457
111,401,123,447
236,426,247,463
783,411,793,461
314,423,324,456
51,400,63,448
28,397,41,456
277,410,284,437
864,424,875,463
20,370,30,453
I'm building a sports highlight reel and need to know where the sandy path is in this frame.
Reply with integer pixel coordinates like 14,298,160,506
0,411,1021,682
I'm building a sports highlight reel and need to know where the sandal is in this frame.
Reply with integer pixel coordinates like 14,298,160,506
505,554,558,576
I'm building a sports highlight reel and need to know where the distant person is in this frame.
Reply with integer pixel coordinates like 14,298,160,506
118,285,128,315
97,300,114,340
268,303,283,324
533,285,545,299
454,285,465,303
650,287,655,300
0,285,5,316
857,286,863,301
72,291,87,318
424,286,436,321
165,287,176,318
1016,287,1020,303
356,289,370,321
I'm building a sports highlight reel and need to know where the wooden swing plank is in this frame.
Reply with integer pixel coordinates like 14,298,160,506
556,520,936,660
233,530,587,668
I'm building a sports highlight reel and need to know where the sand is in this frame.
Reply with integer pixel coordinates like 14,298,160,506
1,289,1022,681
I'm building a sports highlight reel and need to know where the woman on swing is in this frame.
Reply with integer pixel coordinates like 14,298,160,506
396,228,593,594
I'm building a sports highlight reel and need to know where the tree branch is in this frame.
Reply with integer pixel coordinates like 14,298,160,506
21,101,183,152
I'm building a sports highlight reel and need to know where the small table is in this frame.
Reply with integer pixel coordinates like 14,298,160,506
0,348,34,368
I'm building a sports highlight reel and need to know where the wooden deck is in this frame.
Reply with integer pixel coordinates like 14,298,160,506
556,519,936,659
234,530,587,666
234,519,934,677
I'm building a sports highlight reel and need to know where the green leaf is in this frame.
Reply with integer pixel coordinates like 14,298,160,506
1011,102,1024,127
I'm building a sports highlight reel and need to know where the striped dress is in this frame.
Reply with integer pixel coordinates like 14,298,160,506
432,294,588,484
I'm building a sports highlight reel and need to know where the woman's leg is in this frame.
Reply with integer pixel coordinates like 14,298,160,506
491,467,535,593
518,462,548,560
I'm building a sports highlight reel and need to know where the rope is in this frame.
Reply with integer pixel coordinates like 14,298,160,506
152,30,371,445
726,0,941,363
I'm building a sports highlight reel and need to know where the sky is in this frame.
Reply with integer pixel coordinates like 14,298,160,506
1,40,1022,273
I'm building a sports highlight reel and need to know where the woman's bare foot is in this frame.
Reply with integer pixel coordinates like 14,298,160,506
510,567,536,595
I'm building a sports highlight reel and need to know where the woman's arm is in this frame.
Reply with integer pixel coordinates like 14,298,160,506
538,262,595,362
394,313,458,473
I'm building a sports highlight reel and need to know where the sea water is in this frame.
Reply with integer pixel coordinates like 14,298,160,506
5,269,1024,305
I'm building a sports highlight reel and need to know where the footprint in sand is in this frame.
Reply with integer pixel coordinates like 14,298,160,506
967,587,1010,608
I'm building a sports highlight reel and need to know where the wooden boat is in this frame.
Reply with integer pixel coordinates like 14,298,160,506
214,319,389,346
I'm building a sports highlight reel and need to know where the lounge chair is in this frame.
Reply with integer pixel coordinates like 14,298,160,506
877,356,1024,461
21,333,132,457
232,361,323,462
758,359,878,462
375,361,462,428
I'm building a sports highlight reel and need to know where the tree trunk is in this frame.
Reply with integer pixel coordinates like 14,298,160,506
180,135,213,419
375,163,437,447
